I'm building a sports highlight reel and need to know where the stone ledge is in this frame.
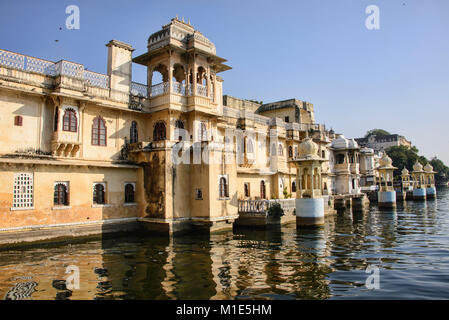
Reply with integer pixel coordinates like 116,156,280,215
0,217,141,249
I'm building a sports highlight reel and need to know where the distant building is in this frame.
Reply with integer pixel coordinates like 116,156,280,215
355,134,411,152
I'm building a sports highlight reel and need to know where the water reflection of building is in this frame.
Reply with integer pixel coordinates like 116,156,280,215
0,242,104,300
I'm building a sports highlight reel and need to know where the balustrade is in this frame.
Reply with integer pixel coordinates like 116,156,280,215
131,82,148,98
1,49,222,108
172,82,185,95
238,198,295,214
150,82,169,97
196,84,208,97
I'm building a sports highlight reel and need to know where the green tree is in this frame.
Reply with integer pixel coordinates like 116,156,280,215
429,157,449,184
386,146,448,184
364,129,391,138
385,145,420,173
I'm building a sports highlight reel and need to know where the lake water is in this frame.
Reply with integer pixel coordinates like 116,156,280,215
1,187,449,300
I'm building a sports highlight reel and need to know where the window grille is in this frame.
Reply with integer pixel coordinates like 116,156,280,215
13,173,33,208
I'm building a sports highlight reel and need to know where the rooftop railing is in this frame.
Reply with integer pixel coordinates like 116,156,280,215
130,81,148,98
0,49,110,89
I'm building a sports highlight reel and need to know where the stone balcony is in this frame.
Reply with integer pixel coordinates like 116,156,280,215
334,163,351,174
146,81,217,113
51,131,81,157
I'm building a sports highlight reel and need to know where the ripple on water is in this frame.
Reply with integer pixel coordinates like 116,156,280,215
1,187,449,299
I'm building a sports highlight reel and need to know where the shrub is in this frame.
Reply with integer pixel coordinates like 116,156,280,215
267,202,284,218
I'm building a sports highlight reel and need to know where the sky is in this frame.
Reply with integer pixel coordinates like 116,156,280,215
1,0,448,163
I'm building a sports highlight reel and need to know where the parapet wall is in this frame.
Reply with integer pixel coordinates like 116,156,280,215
223,95,261,113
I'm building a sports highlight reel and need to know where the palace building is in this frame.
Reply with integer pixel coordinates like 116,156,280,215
0,18,376,245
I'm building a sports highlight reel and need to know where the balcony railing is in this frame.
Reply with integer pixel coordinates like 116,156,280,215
131,81,148,98
1,49,218,109
150,82,169,97
238,200,270,214
196,84,208,97
172,82,185,95
238,198,295,214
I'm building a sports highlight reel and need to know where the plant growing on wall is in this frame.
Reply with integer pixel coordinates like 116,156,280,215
267,202,284,218
283,187,291,199
119,137,131,160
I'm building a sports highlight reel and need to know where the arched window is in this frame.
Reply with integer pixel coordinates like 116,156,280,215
153,121,166,141
198,122,207,141
260,180,266,199
175,119,185,141
130,121,138,144
124,183,135,203
54,183,68,206
292,181,297,192
322,150,325,158
288,146,293,158
63,108,77,132
14,115,23,127
219,177,228,198
92,116,107,146
93,183,105,204
244,183,250,197
278,144,283,156
175,120,184,129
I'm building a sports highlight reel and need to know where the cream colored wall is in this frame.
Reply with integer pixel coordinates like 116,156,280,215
258,108,295,122
82,105,120,160
189,163,211,217
0,164,142,229
236,174,272,199
81,104,147,160
0,90,51,154
299,108,314,125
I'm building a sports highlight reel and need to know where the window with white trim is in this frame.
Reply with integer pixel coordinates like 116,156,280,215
13,173,34,209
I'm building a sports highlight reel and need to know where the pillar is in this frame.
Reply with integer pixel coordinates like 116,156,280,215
296,162,324,227
378,169,396,209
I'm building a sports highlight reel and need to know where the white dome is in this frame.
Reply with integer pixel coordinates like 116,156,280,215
331,135,349,149
413,161,423,172
298,138,319,157
379,154,393,167
348,138,359,149
401,168,409,175
424,163,434,172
